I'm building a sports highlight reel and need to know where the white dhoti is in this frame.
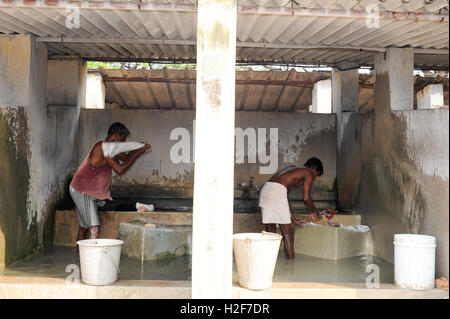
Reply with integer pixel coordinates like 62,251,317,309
259,182,291,224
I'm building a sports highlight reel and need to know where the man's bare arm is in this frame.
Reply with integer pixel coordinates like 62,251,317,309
115,148,143,162
115,153,128,162
302,174,321,222
106,144,149,175
287,190,307,227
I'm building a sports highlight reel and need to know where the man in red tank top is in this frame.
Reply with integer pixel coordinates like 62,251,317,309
70,122,151,245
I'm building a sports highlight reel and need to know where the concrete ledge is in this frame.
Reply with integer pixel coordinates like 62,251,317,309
0,277,447,299
0,277,191,299
232,282,449,299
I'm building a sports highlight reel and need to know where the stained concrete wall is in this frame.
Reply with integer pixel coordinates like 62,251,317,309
77,109,337,202
337,108,449,278
0,35,84,264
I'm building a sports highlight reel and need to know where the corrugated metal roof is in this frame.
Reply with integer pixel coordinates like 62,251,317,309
0,0,448,67
100,68,330,111
96,68,449,111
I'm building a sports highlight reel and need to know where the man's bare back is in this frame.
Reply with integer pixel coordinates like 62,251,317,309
269,167,321,223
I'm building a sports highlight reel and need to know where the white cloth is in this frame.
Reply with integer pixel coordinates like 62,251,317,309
102,141,144,158
136,202,155,212
261,208,291,224
305,222,370,232
259,182,291,224
339,225,370,232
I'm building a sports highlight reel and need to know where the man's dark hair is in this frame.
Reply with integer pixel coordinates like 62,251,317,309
304,157,324,176
107,122,130,137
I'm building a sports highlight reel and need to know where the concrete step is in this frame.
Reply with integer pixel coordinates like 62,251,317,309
0,277,447,299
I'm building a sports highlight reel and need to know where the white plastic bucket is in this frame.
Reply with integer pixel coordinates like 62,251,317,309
393,234,436,290
77,239,124,286
233,232,282,290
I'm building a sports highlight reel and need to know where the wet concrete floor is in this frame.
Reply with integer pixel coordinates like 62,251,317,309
1,246,394,283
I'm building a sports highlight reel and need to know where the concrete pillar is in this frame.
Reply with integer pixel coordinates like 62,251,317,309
332,67,359,113
417,84,444,109
0,34,48,264
374,48,414,111
311,79,332,113
0,35,44,107
85,71,105,109
46,57,87,107
192,0,237,298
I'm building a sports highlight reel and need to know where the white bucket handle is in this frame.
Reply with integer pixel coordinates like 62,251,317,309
103,247,121,274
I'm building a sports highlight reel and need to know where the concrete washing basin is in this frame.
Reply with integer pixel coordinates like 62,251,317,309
294,223,372,260
118,222,192,261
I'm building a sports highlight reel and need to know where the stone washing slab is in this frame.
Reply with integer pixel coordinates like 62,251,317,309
294,223,372,260
118,223,192,261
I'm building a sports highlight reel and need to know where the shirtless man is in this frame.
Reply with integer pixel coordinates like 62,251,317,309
258,157,324,258
69,122,151,245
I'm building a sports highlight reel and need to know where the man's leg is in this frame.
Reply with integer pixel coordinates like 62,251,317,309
86,195,101,239
77,227,88,241
87,226,100,239
76,227,88,252
264,223,277,233
70,186,91,250
279,223,294,259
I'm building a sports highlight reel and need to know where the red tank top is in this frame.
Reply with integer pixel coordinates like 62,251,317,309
70,145,113,200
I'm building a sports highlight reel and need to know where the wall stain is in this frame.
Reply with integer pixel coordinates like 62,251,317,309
0,107,38,264
202,80,221,107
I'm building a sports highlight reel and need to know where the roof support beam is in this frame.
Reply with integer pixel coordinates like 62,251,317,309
36,37,449,55
240,6,448,23
1,1,448,22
